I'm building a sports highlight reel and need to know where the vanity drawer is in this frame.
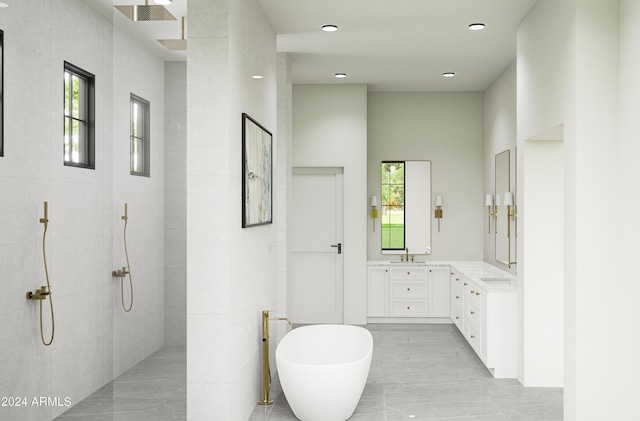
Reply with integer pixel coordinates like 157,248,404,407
467,301,481,325
451,301,463,331
466,318,483,357
389,267,428,280
467,285,482,306
390,281,427,298
390,300,427,316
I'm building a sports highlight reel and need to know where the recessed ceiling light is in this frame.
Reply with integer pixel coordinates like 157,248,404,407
0,2,8,7
442,72,456,78
322,25,339,32
468,23,486,31
334,73,347,78
252,74,264,79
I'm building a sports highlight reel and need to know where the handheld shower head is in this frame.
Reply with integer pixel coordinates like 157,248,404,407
39,201,49,226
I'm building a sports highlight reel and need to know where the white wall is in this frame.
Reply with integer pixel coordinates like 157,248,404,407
186,0,284,419
367,92,484,262
517,0,621,417
164,61,187,346
617,0,640,417
483,61,517,273
292,84,368,325
0,1,166,420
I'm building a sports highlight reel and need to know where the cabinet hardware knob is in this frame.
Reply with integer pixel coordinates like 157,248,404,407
455,296,459,299
476,292,480,296
470,311,475,314
456,278,460,281
407,288,410,291
464,282,468,286
470,290,475,294
455,316,460,319
471,335,475,339
407,272,410,275
407,306,410,310
385,269,388,272
451,272,454,275
429,269,432,272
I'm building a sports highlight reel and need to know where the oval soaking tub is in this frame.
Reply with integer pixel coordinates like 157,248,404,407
275,324,373,421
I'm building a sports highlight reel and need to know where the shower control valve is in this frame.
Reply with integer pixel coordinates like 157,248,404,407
26,286,50,300
112,267,129,278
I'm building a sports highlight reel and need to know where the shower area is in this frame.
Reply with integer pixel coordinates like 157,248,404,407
0,1,187,420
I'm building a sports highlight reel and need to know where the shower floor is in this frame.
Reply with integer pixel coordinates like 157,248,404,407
249,324,564,421
54,346,186,421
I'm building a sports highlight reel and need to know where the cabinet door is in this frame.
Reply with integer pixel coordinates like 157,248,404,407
428,266,450,317
367,267,388,316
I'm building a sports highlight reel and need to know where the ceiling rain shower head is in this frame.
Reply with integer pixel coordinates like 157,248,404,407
158,16,187,51
114,1,176,22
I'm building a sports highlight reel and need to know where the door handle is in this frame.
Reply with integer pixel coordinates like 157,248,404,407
331,243,342,254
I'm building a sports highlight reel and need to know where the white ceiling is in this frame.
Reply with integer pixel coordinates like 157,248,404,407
88,0,538,91
258,0,538,91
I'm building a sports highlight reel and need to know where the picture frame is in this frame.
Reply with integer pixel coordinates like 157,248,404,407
242,113,273,227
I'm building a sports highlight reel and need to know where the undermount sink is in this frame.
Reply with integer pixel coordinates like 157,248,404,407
480,277,513,285
389,261,424,264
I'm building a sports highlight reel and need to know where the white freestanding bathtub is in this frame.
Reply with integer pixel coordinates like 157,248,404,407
275,324,373,421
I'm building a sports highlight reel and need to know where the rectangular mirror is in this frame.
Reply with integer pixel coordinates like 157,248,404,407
380,160,431,255
495,150,510,265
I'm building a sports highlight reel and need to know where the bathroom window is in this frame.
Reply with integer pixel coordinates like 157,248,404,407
130,93,150,176
381,161,405,250
63,62,95,168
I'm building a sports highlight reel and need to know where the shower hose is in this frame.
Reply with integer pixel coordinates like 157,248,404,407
121,215,133,312
40,218,54,346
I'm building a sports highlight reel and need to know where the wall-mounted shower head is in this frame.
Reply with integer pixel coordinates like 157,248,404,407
39,201,49,226
158,16,187,51
114,0,176,22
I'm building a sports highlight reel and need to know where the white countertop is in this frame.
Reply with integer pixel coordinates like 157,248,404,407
367,260,517,293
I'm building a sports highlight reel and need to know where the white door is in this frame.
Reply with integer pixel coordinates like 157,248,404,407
291,168,344,324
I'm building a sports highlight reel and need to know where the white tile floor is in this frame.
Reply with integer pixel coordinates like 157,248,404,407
54,324,563,421
250,324,563,421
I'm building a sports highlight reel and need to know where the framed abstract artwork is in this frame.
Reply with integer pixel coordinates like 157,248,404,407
242,113,272,227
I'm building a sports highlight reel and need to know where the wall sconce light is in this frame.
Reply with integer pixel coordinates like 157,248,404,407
434,194,443,232
370,195,378,231
485,194,496,234
503,192,517,238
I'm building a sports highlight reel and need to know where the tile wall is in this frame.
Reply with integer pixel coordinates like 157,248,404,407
0,1,166,420
164,61,187,346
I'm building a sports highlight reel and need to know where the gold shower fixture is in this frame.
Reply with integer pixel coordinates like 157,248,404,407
114,0,176,22
26,201,55,346
113,203,134,312
158,16,187,51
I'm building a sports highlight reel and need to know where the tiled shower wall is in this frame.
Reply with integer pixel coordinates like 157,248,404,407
0,1,165,420
164,61,187,346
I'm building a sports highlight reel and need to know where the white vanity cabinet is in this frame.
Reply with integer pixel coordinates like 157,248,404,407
367,263,450,321
449,265,517,378
388,266,429,316
428,266,450,317
367,266,388,317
